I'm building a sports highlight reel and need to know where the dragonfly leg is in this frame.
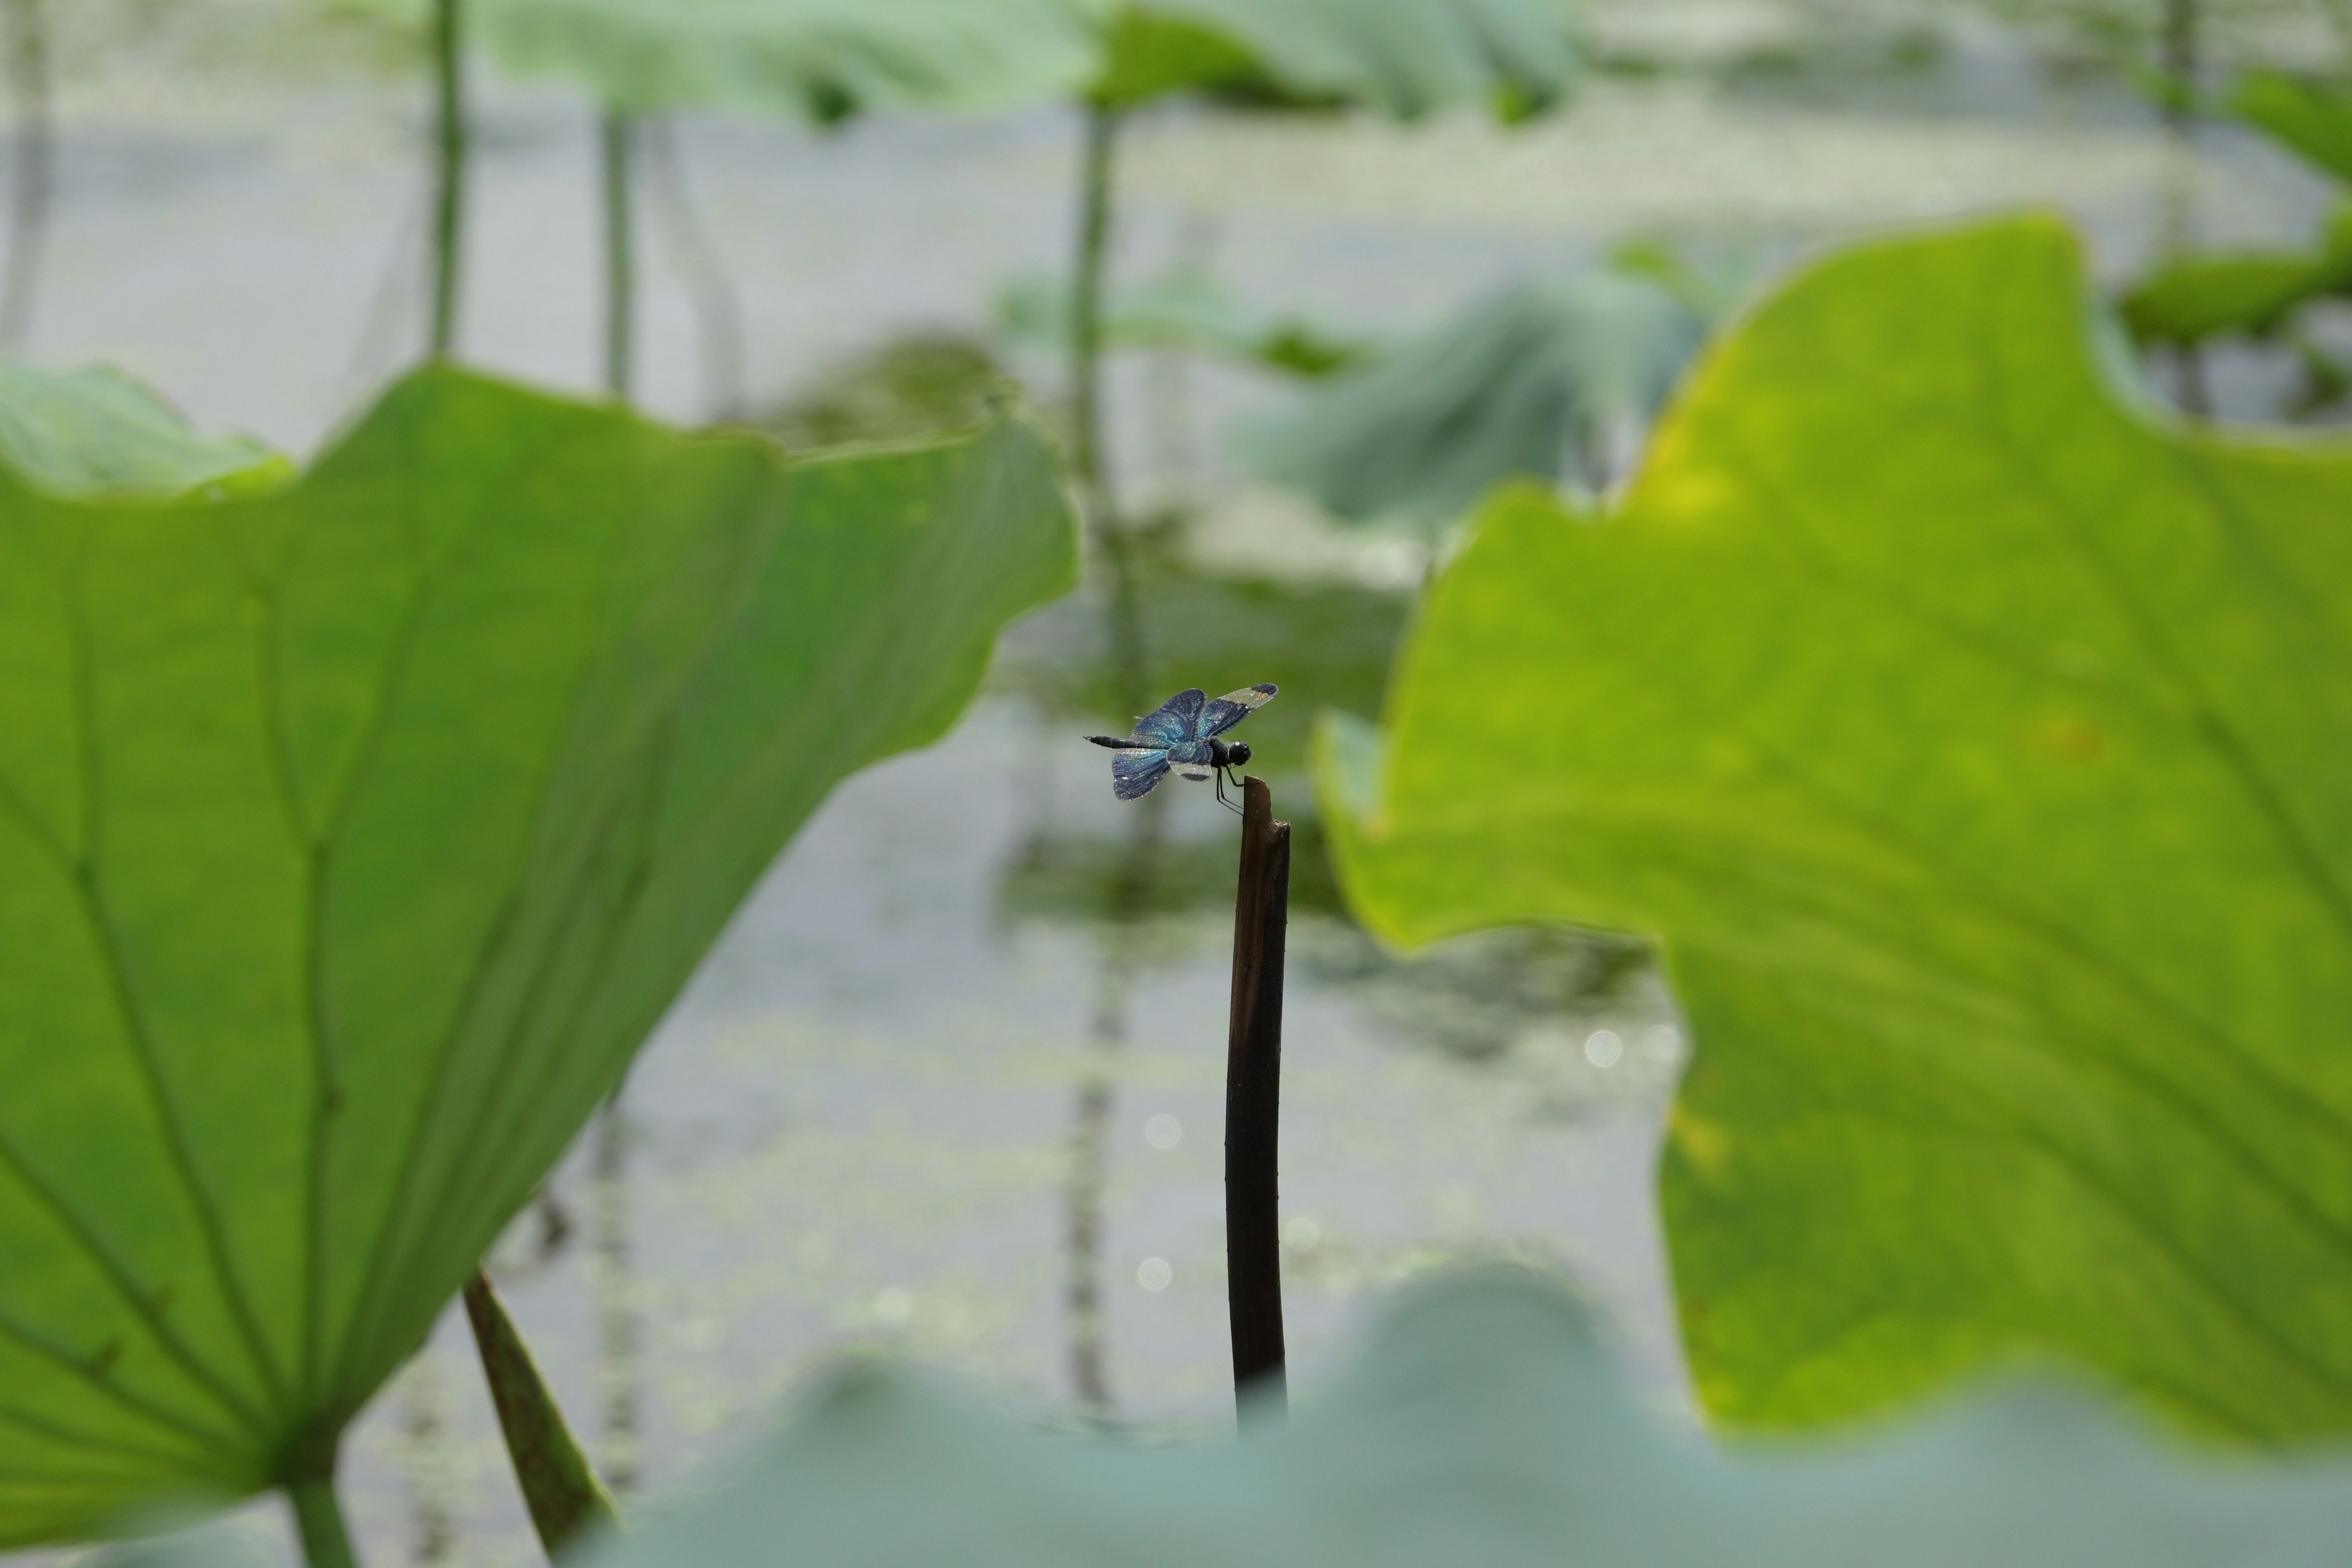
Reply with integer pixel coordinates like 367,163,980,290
1215,767,1244,816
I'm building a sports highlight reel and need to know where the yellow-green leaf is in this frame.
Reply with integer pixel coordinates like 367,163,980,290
1321,217,2352,1442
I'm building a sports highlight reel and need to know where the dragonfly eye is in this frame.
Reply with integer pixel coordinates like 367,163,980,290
1227,742,1251,767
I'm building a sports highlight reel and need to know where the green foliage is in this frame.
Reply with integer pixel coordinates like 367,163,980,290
477,0,1104,119
0,364,287,502
1087,8,1278,109
0,366,1074,1546
1095,0,1579,117
496,1272,2352,1565
478,0,1577,122
2236,69,2352,186
2120,220,2352,345
998,275,1364,378
758,334,1011,451
1247,264,1705,532
1319,217,2352,1442
2116,72,2352,351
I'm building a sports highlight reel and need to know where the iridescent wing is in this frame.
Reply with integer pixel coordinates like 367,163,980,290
1133,687,1205,748
1197,683,1278,740
1172,762,1213,781
1112,748,1171,800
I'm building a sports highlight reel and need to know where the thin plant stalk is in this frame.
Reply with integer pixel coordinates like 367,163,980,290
642,115,746,420
0,0,50,353
601,107,636,401
2157,0,2210,417
464,1269,621,1554
287,1465,360,1568
1069,99,1147,714
429,0,466,358
2158,0,2197,138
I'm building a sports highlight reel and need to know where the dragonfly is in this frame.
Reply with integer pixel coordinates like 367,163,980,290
1086,684,1278,811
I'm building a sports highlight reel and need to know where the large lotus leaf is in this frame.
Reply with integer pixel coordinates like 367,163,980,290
1317,216,2352,1442
0,365,1075,1545
478,0,1104,118
319,1270,2352,1567
0,364,287,502
1248,265,1703,530
2236,70,2352,187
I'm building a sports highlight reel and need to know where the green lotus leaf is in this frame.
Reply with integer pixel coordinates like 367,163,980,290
2120,208,2352,347
478,0,1576,123
1319,216,2352,1442
0,364,287,502
478,0,1105,119
0,365,1075,1545
2236,70,2352,187
2120,249,2344,344
1109,0,1577,118
461,1272,2352,1565
1248,265,1704,530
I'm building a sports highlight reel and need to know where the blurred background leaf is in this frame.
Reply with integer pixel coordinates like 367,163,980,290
2119,221,2352,346
1322,216,2352,1442
1096,0,1579,116
999,274,1365,378
478,0,1104,120
1245,260,1708,535
520,1272,2352,1567
0,363,287,500
2234,69,2352,185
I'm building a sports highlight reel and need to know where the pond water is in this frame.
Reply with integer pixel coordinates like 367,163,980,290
8,2,2341,1562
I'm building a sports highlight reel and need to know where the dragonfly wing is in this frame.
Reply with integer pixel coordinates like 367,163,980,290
1132,688,1205,748
1172,762,1213,781
1199,682,1278,739
1112,748,1172,800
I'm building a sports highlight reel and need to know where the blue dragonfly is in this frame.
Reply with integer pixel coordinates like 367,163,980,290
1086,684,1278,810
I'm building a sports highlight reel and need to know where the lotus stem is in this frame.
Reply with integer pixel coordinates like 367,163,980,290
600,106,636,401
1224,775,1290,1415
463,1269,620,1555
429,0,466,358
287,1464,360,1568
0,0,48,353
1069,99,1148,713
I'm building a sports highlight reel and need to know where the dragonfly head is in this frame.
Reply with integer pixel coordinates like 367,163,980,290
1210,739,1251,769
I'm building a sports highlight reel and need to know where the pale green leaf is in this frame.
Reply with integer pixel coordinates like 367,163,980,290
478,0,1577,122
555,1273,2352,1565
0,364,285,502
478,0,1104,119
0,365,1074,1545
1319,217,2352,1442
1248,265,1703,529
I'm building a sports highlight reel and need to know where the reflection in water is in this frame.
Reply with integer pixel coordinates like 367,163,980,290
1061,786,1169,1418
397,1355,455,1566
593,1102,643,1498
